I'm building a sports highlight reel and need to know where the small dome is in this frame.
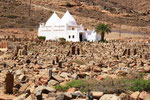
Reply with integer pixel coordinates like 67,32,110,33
61,11,77,26
45,12,60,26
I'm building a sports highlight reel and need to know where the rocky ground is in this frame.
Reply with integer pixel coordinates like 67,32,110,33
0,0,52,29
1,0,150,100
0,35,150,100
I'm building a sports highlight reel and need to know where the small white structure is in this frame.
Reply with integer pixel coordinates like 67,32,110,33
38,11,101,42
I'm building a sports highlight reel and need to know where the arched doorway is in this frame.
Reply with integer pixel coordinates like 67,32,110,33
79,33,83,41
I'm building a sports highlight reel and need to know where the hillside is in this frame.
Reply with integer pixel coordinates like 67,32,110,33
0,0,52,29
20,0,150,33
0,0,150,33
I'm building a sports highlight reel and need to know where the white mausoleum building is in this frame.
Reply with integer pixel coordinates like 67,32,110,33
38,11,101,42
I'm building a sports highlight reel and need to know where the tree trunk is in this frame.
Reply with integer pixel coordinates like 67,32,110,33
101,32,105,42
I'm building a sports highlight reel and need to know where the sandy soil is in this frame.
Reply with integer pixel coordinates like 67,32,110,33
105,32,149,40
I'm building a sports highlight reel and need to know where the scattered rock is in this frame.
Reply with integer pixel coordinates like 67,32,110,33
48,79,59,86
92,91,103,99
100,94,120,100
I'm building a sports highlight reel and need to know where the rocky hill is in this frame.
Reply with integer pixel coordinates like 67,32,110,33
1,0,150,33
0,0,52,29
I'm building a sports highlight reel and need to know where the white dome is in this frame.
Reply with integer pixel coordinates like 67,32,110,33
45,12,60,26
61,11,77,26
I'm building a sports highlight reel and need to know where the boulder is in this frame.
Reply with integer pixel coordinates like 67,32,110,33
15,69,22,76
53,75,65,82
119,93,129,100
77,72,87,78
24,95,33,100
100,94,120,100
80,65,89,72
39,76,49,85
56,94,71,100
0,93,16,100
19,82,32,93
55,94,64,100
116,70,128,76
96,75,104,80
71,73,78,79
19,74,27,82
139,91,150,100
14,94,26,100
27,83,35,93
72,91,84,98
93,66,102,72
34,86,56,94
144,66,150,73
32,64,42,69
60,72,71,78
64,93,72,99
92,91,103,99
130,91,140,100
48,79,59,86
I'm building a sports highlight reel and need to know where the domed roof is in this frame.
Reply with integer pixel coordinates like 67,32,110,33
61,11,77,26
45,12,60,26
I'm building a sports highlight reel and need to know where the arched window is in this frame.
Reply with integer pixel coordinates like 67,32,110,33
72,35,75,38
69,35,71,39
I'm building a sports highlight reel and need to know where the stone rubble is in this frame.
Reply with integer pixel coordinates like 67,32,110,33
0,36,150,100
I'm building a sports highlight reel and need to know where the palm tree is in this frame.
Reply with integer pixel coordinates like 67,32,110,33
95,23,111,42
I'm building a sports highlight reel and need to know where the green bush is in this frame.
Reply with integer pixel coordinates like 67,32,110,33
54,79,89,92
88,77,128,94
103,39,108,43
7,14,18,19
59,38,66,45
130,79,150,92
59,38,66,41
54,73,149,93
38,36,46,41
98,39,108,43
87,73,147,94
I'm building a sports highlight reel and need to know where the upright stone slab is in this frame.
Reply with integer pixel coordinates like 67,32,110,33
71,46,76,55
5,71,14,94
122,49,127,56
55,56,59,63
1,42,3,48
127,49,130,56
17,49,23,57
49,69,52,79
23,45,28,55
133,48,137,55
14,46,20,56
52,60,55,65
3,42,6,48
58,61,62,68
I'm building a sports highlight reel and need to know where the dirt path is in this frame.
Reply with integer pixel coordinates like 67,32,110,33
30,3,65,15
